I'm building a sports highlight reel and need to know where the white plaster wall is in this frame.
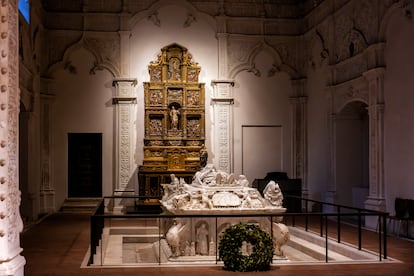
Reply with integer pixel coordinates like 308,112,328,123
129,4,217,168
384,12,414,213
233,50,293,183
51,48,114,207
306,63,331,200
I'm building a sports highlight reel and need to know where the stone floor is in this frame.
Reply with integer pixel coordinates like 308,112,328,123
21,212,414,275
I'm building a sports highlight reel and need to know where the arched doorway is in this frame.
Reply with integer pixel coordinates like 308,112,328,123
335,101,369,209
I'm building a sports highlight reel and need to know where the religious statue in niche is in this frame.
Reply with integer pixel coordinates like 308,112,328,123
196,223,209,255
168,57,181,81
169,105,180,130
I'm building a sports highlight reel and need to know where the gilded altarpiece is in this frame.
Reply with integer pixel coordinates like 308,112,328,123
138,44,205,199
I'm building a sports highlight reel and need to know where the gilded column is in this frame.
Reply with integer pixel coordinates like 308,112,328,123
112,78,137,195
0,0,26,275
363,68,386,225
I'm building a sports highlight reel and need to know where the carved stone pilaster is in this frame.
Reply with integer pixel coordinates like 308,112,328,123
0,1,26,275
40,94,55,214
290,79,308,196
289,95,308,184
211,80,234,173
112,78,137,194
363,68,386,225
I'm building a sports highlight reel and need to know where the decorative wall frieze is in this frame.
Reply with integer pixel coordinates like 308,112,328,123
46,32,121,77
306,29,329,70
227,37,299,79
399,0,413,19
147,11,161,27
329,42,385,86
184,13,197,28
45,32,82,72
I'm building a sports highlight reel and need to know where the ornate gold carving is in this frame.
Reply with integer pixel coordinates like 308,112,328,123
168,152,185,171
139,44,205,198
187,90,200,106
149,89,163,105
187,118,201,137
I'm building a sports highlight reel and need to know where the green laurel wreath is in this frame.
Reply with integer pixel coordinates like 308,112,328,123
218,223,274,272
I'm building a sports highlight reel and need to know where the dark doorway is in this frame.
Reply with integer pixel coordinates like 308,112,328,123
335,101,369,208
68,133,102,198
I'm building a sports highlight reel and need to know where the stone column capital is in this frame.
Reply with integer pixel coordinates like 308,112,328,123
112,77,137,87
210,79,235,87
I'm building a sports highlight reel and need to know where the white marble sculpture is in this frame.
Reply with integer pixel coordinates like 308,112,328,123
263,180,284,206
165,220,186,257
161,165,289,259
160,164,286,214
272,222,290,257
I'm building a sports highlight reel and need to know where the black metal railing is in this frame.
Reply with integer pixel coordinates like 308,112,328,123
287,196,388,260
88,195,388,266
88,200,105,265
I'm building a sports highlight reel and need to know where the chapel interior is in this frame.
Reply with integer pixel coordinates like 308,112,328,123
1,0,414,274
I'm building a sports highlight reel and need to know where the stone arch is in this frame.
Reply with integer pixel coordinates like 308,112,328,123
379,1,413,41
338,100,368,118
336,91,369,115
46,40,120,78
229,42,299,79
332,82,369,115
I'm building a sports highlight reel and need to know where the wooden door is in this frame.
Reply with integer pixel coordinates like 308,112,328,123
68,133,102,197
